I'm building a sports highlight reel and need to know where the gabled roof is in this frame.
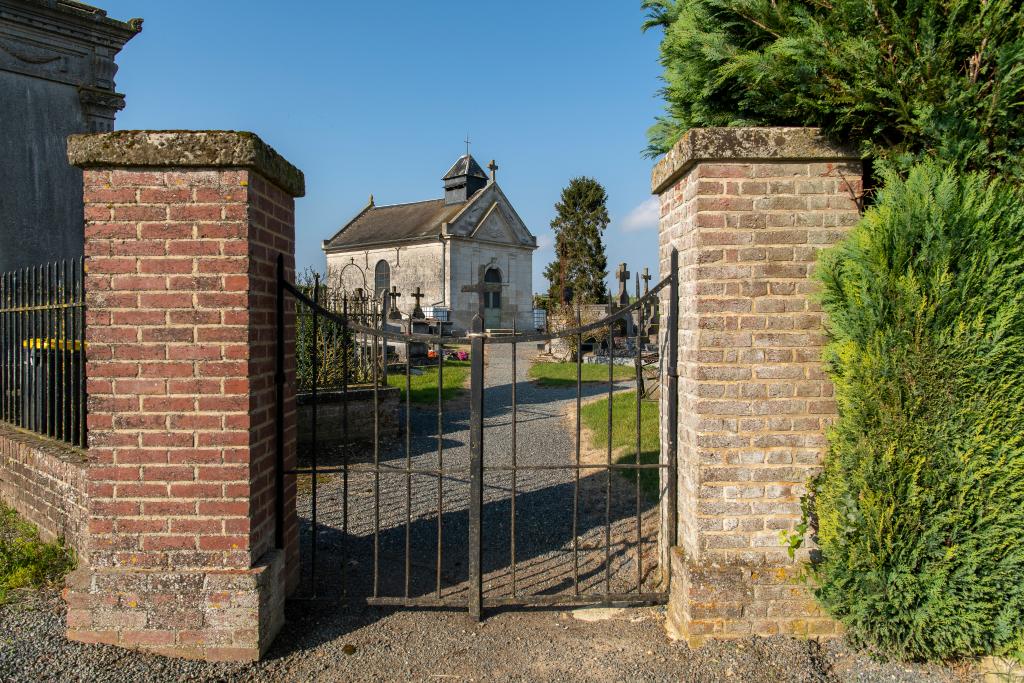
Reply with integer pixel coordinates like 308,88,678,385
442,154,488,181
323,198,464,250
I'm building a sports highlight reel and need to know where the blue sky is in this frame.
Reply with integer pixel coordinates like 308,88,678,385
100,1,665,295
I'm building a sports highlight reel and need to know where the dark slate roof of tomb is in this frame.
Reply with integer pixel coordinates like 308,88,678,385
323,199,465,249
443,154,488,181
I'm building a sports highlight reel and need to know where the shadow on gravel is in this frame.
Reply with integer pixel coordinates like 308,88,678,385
268,470,658,659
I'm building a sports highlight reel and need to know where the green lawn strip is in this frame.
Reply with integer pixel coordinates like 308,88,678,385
529,361,635,387
579,390,660,501
0,502,76,603
388,359,471,404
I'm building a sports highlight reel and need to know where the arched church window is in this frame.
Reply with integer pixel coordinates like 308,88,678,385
484,267,501,309
374,260,390,301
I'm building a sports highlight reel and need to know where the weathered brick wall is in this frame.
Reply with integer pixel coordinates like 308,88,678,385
63,131,303,661
654,128,862,644
0,423,89,550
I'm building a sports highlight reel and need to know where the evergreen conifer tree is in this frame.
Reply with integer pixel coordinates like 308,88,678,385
642,0,1024,179
543,177,610,306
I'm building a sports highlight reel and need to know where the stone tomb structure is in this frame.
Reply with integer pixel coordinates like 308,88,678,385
322,154,537,333
0,0,141,272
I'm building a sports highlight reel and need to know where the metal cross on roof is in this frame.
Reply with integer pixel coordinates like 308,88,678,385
465,134,471,156
411,286,425,319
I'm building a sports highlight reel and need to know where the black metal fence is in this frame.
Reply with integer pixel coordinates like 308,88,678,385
295,278,386,392
0,259,87,447
277,253,679,618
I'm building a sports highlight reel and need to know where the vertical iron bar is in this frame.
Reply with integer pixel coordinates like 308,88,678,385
467,300,485,620
48,262,55,439
606,289,613,596
372,298,380,599
310,274,320,595
78,257,87,449
68,263,75,445
666,250,679,553
49,261,56,439
634,273,643,593
435,322,444,598
59,261,66,443
341,295,350,594
1,271,6,424
274,254,286,549
573,304,581,595
34,264,39,435
404,315,412,599
510,317,517,598
43,262,49,438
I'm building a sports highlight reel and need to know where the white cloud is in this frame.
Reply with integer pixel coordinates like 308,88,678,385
618,197,660,232
536,233,555,250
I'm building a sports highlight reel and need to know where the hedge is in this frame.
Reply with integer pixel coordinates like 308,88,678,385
809,160,1024,660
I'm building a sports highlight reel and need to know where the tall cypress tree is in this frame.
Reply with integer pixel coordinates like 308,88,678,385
543,177,610,306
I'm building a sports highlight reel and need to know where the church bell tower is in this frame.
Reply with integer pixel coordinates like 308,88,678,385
442,154,489,205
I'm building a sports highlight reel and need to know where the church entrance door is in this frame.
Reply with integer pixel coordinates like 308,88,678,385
483,267,502,329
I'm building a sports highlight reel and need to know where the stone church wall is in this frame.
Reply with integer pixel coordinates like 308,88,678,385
326,240,446,317
448,239,533,332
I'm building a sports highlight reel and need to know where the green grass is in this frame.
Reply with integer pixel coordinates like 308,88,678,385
0,503,75,603
529,361,635,387
388,359,471,404
579,390,660,501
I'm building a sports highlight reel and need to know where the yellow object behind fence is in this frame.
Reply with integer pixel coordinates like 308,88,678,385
20,338,85,351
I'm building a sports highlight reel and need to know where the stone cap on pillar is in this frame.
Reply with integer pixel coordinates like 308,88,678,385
651,127,859,195
67,130,306,197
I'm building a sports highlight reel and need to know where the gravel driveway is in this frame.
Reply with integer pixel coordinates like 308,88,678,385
0,347,977,681
295,343,658,605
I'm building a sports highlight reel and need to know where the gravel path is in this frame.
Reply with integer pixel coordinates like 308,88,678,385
295,343,658,604
0,589,973,682
0,348,978,681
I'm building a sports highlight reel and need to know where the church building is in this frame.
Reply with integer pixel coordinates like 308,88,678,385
322,154,538,333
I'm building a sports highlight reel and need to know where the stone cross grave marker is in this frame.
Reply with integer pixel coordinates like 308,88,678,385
388,285,402,320
461,266,502,331
641,267,651,296
616,262,631,307
411,286,425,319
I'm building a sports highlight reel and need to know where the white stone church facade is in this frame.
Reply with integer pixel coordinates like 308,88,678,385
322,154,537,333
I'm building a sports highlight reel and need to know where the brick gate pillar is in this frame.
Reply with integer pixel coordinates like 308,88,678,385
653,128,861,644
64,131,303,660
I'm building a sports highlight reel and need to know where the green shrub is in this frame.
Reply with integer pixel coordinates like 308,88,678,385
808,160,1024,660
0,503,76,602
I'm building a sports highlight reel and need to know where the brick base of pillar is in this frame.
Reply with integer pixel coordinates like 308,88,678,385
64,549,285,661
665,548,839,646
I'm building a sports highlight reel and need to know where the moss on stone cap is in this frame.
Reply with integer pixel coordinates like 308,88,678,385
67,130,305,197
651,127,858,195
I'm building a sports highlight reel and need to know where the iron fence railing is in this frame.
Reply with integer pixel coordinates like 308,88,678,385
0,258,86,447
295,282,385,392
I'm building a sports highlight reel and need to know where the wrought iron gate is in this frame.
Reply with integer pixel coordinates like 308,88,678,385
275,252,678,619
